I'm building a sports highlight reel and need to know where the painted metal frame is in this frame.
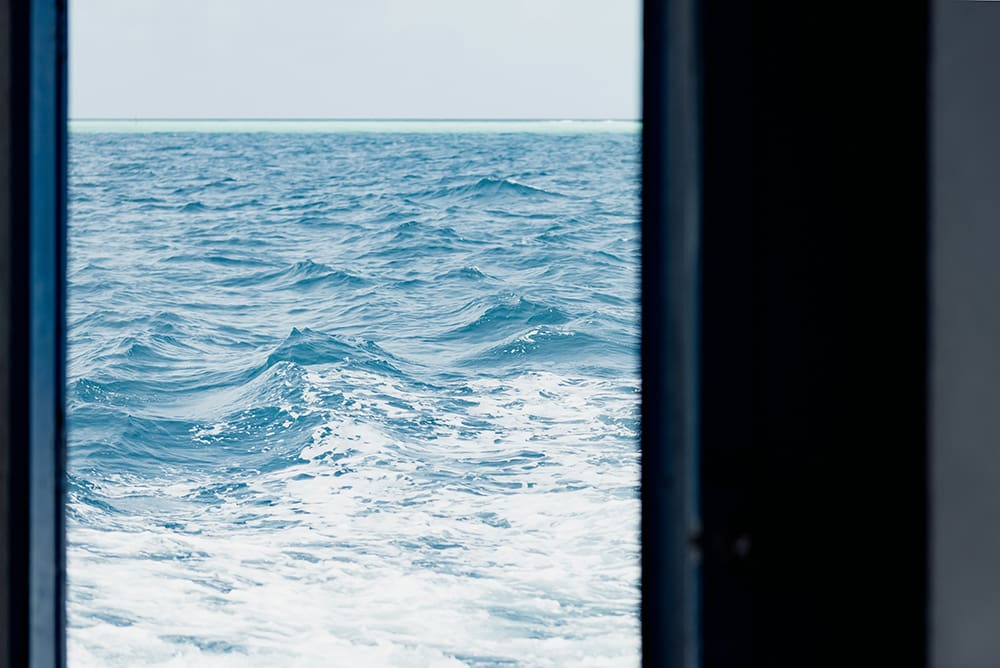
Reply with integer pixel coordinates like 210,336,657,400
4,0,68,665
641,0,702,666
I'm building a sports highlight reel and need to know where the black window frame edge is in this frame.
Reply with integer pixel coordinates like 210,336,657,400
2,0,68,665
641,0,702,666
644,0,929,665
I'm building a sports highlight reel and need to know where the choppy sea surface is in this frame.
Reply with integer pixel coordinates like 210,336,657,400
67,120,640,667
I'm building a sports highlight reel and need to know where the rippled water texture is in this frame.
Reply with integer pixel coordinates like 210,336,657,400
67,122,640,667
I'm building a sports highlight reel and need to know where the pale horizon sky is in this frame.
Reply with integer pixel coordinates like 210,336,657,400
70,0,641,120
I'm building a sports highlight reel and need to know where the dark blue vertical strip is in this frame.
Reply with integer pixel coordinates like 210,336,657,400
27,0,65,665
57,0,67,662
53,0,68,664
641,0,702,666
8,0,32,659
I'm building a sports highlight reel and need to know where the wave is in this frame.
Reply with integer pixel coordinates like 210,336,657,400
462,324,628,371
442,294,571,343
419,177,567,205
268,199,328,212
433,265,491,282
219,260,369,289
264,327,401,375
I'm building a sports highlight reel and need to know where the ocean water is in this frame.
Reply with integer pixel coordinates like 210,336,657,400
67,121,641,667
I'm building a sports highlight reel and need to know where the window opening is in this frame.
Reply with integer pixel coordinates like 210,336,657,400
66,2,641,665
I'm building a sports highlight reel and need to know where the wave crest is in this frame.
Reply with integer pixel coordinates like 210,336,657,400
420,177,566,205
265,327,400,374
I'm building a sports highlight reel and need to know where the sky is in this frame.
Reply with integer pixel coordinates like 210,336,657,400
69,0,640,120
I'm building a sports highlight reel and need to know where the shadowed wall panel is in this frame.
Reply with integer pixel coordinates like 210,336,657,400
932,2,1000,666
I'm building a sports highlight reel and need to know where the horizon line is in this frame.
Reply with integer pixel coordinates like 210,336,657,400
70,117,642,123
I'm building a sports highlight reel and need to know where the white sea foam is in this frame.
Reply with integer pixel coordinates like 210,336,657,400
68,369,640,667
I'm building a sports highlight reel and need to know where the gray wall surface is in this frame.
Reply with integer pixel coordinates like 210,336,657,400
932,2,1000,665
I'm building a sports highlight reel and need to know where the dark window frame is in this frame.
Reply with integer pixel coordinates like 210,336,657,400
2,0,68,665
1,1,935,667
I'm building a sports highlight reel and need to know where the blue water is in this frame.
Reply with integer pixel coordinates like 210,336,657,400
67,121,640,667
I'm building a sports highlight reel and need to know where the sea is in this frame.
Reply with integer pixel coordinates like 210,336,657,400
66,120,641,667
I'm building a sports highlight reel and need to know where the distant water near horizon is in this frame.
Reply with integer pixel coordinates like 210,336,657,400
68,121,640,667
